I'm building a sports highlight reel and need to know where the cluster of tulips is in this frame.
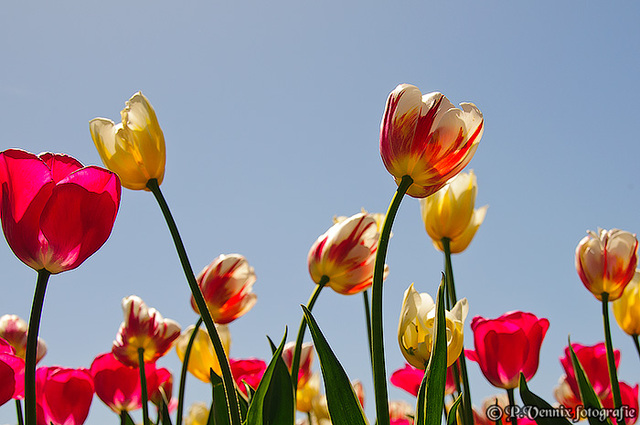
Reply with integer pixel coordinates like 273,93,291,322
0,84,638,425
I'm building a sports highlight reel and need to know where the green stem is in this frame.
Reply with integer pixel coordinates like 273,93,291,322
363,289,373,369
601,293,625,425
506,388,517,425
120,410,127,425
25,269,50,425
633,335,640,362
176,317,204,425
16,399,23,425
146,178,242,425
372,174,412,425
442,238,473,425
138,348,150,425
307,411,313,425
292,276,328,392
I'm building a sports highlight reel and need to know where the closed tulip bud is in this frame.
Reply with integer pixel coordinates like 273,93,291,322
308,211,388,295
112,295,181,367
175,324,231,383
90,92,166,190
575,228,638,301
398,283,468,369
613,270,640,336
191,254,257,324
419,170,487,253
0,314,47,363
380,84,484,198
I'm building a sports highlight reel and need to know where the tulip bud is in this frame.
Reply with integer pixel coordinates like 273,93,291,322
0,314,47,363
575,228,638,301
90,92,166,190
613,270,640,336
397,283,468,369
175,324,231,383
380,84,484,198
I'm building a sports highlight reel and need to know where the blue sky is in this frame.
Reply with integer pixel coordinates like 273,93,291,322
1,1,639,423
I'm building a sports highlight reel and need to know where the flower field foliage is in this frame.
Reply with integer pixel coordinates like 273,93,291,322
0,85,638,425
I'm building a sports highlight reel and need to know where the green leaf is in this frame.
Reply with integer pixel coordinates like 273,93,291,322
160,400,174,425
518,373,572,425
120,411,136,425
447,394,463,425
302,305,368,425
417,279,447,425
568,338,611,425
245,329,294,425
210,370,232,425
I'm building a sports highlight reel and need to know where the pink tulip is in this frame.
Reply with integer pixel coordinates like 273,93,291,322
0,314,47,363
190,254,257,324
148,367,173,408
466,311,549,389
379,84,484,198
229,358,266,395
282,342,314,386
0,337,25,406
559,342,620,403
35,366,94,425
390,363,456,397
0,149,121,274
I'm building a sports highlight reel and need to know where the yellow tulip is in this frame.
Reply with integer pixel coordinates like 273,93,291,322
175,324,231,382
419,170,487,254
90,92,166,190
184,402,210,425
613,270,640,335
296,373,320,413
398,283,468,369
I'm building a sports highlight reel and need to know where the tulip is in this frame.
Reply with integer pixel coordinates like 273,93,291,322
308,211,388,295
603,382,639,425
90,92,166,191
553,375,582,410
379,84,484,198
398,284,468,369
282,341,314,386
559,342,620,402
613,270,640,336
576,228,638,301
148,367,173,408
190,254,257,324
390,362,456,397
91,352,144,413
0,149,121,274
389,400,414,425
113,295,181,367
296,373,320,413
419,170,487,254
175,324,231,382
185,402,210,425
467,311,549,389
0,338,25,406
35,366,94,425
229,358,267,396
0,314,47,363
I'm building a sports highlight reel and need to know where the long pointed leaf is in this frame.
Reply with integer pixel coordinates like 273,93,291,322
245,329,294,425
447,394,463,425
302,305,368,425
568,339,611,425
210,370,232,425
518,373,571,425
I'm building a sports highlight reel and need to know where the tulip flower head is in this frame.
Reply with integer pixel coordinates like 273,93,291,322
559,342,620,403
419,170,488,253
35,366,94,425
613,269,640,336
389,400,414,425
390,362,456,397
175,324,231,383
229,358,267,396
467,311,549,389
308,211,388,295
185,402,210,425
190,254,257,324
91,352,146,413
112,295,181,367
0,314,47,363
296,373,320,413
0,338,25,406
398,283,468,369
380,84,484,198
0,149,121,274
575,228,638,301
282,341,314,386
90,92,166,190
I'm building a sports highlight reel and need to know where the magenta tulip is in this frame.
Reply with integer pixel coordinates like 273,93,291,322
35,366,94,425
0,337,24,406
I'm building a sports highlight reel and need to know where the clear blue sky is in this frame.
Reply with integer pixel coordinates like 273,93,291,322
1,1,639,423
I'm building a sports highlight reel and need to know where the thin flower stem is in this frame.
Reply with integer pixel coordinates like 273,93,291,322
176,317,204,425
601,293,625,425
146,178,242,425
372,174,412,425
25,269,50,425
307,411,313,425
16,399,24,425
363,289,373,368
120,411,127,425
506,388,518,425
633,335,640,362
442,238,473,425
292,276,328,392
138,348,150,425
